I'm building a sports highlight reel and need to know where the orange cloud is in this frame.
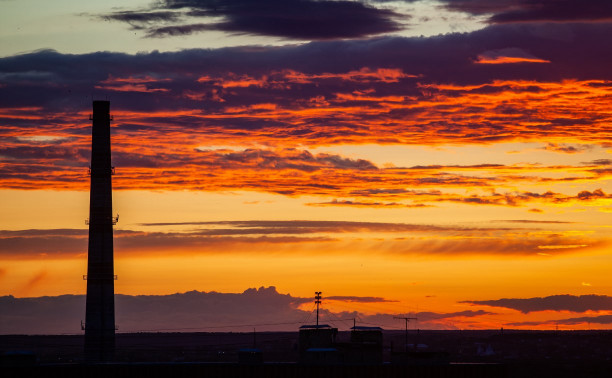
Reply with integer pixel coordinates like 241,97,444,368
3,135,611,212
7,77,609,150
474,48,551,64
95,75,172,93
282,67,417,83
3,73,612,202
476,56,551,64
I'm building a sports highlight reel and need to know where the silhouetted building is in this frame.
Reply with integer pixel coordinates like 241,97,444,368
298,325,338,364
350,326,383,344
345,326,383,364
238,348,263,364
84,101,116,362
391,346,450,365
0,351,37,367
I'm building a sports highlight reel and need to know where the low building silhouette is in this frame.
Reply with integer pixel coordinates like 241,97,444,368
237,348,263,364
298,325,339,364
342,326,384,364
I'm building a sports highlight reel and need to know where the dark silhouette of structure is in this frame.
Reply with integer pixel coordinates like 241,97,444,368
298,324,339,363
84,101,116,362
299,293,340,364
347,326,383,364
394,315,417,351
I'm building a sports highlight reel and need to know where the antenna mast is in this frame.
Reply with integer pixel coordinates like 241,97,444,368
394,315,417,351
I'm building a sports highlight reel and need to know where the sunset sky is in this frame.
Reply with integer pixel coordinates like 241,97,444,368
1,0,611,333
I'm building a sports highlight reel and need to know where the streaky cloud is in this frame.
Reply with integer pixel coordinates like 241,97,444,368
492,220,576,224
507,314,612,327
462,294,612,313
1,221,605,258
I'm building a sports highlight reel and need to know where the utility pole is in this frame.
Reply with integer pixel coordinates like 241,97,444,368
315,292,322,327
394,316,417,351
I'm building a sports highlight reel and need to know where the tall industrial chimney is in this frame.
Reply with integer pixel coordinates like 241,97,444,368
84,100,116,362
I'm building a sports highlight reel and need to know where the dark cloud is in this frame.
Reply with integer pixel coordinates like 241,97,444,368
408,164,505,170
356,309,493,330
554,314,612,325
506,314,612,327
0,294,86,334
582,159,612,166
102,0,403,40
445,196,505,206
146,23,213,38
3,219,601,259
0,221,516,258
349,189,442,196
3,22,612,130
416,310,494,321
0,229,88,237
198,148,377,171
0,22,609,90
490,0,612,23
0,146,89,161
542,143,592,154
137,220,468,233
439,0,612,23
0,229,89,257
462,294,612,313
438,189,610,207
326,296,397,303
493,220,576,224
110,148,378,171
115,233,332,254
2,24,612,193
576,189,607,200
306,199,431,208
0,287,309,334
436,0,518,16
592,159,612,165
100,10,183,25
0,227,333,258
0,286,466,334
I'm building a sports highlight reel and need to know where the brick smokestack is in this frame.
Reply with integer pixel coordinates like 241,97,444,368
84,100,116,362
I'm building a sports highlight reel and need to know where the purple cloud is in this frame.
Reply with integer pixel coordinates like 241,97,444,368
462,294,612,313
101,0,404,40
439,0,612,23
0,286,496,334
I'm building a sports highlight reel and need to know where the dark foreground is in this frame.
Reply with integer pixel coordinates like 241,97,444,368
2,330,612,377
4,362,509,378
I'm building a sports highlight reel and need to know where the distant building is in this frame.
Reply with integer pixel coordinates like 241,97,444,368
298,325,339,364
297,325,385,364
238,348,263,364
391,346,450,365
344,326,384,364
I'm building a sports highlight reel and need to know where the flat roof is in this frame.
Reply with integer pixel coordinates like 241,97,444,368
305,348,338,352
299,324,333,329
351,326,383,331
